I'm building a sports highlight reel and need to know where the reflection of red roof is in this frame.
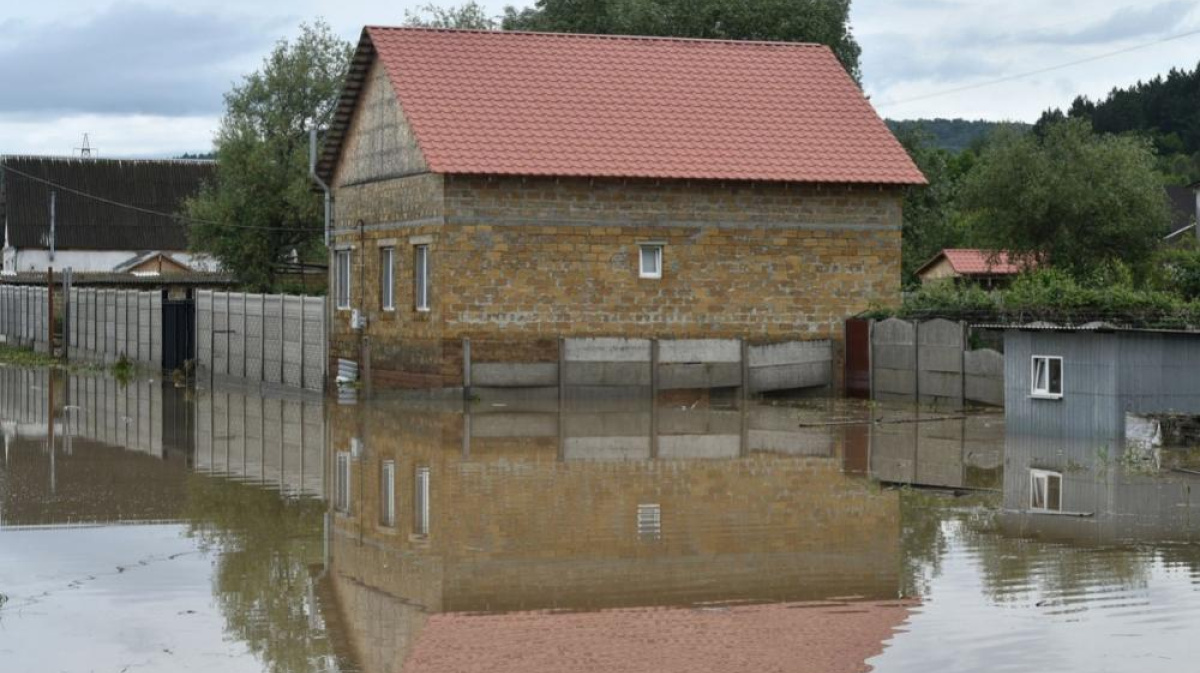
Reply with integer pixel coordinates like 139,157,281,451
922,249,1030,277
404,600,914,673
326,27,925,185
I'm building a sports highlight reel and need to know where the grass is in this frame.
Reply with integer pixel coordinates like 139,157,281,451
0,342,142,381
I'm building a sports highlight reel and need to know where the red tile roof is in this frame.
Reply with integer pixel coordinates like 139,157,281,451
921,249,1031,277
319,27,925,185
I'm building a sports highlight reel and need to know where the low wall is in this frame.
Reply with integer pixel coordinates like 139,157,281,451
196,291,326,393
0,285,50,352
867,317,1004,408
465,337,833,396
67,288,162,367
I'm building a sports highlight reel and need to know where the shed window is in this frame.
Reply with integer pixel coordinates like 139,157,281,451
1031,355,1063,398
380,460,396,527
414,466,430,536
380,247,395,311
639,244,663,279
1030,469,1062,512
335,249,352,310
414,245,430,311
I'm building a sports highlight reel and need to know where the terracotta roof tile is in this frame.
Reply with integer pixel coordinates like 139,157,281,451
939,249,1029,276
325,27,925,185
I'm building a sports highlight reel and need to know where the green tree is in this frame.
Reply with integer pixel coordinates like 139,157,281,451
961,119,1171,281
185,22,353,291
502,0,862,82
895,127,978,286
405,1,499,29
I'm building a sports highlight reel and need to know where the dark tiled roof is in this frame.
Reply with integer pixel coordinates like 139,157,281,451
318,27,925,185
1,271,235,287
0,155,214,251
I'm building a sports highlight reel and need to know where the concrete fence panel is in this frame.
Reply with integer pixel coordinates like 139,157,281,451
965,348,1005,407
748,340,833,392
918,318,965,406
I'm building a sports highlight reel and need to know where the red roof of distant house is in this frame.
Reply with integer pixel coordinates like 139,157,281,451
318,27,926,185
919,249,1031,277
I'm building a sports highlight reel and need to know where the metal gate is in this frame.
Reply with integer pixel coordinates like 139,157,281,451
162,290,195,372
844,318,871,399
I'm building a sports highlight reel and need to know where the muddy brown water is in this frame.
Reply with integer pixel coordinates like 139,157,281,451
1,368,1199,672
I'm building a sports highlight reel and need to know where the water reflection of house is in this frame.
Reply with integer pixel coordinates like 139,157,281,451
321,400,909,673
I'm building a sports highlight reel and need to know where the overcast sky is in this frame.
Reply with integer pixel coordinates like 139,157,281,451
2,0,1199,157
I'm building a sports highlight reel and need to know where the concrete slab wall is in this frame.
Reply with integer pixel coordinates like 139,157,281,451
196,290,326,393
63,288,161,367
0,286,50,351
869,318,1003,408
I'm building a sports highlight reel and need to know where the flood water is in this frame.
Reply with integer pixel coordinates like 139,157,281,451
2,367,1200,672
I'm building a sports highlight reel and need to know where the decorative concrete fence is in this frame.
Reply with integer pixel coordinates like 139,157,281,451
66,289,163,367
0,285,51,352
465,337,834,397
869,317,1004,407
196,291,326,393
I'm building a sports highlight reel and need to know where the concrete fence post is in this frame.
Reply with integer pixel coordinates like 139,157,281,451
260,294,267,382
241,291,248,380
224,292,231,377
299,296,306,390
740,338,750,404
558,337,566,409
651,338,660,401
913,319,921,403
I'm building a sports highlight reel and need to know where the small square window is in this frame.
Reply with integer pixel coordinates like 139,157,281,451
639,244,663,279
1031,355,1063,398
1030,469,1062,512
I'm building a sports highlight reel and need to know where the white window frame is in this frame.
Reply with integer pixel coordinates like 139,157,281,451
1029,469,1063,512
414,466,430,536
380,460,396,527
639,243,663,279
414,244,430,312
380,247,395,311
1031,355,1063,399
335,249,352,310
637,503,662,541
335,451,352,514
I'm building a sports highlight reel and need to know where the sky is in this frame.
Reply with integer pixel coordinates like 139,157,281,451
1,0,1199,157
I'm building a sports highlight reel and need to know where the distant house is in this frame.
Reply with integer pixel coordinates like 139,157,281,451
915,248,1030,287
318,27,925,390
0,156,219,275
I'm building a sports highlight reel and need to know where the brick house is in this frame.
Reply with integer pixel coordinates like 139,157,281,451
316,27,925,390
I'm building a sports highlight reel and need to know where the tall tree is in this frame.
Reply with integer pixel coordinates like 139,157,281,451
405,2,499,29
961,119,1171,281
184,22,353,291
503,0,862,82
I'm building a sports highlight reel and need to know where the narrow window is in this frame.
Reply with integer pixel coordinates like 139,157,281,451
380,247,395,311
414,245,430,311
1030,469,1063,512
639,244,663,279
414,466,430,536
335,249,352,310
380,460,396,527
637,503,662,541
1031,355,1063,398
335,451,352,514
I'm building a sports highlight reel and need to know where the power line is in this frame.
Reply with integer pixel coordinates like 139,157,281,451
0,164,320,234
874,26,1200,109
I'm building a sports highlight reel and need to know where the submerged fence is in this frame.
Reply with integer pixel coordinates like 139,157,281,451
67,289,163,367
0,285,51,352
196,290,326,393
860,317,1005,408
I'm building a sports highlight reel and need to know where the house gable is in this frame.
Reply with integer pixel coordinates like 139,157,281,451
332,56,430,189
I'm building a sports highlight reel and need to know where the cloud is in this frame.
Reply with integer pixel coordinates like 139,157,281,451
0,2,293,117
1030,0,1195,45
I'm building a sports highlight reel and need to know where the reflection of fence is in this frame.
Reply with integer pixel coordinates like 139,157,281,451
864,318,1004,407
193,386,326,497
0,286,50,352
67,289,162,367
196,291,326,393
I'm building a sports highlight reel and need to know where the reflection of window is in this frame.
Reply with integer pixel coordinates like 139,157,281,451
637,503,662,540
639,244,663,279
1030,469,1062,512
1032,355,1063,398
380,247,395,311
335,451,352,514
414,466,430,536
335,249,352,310
380,460,396,527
